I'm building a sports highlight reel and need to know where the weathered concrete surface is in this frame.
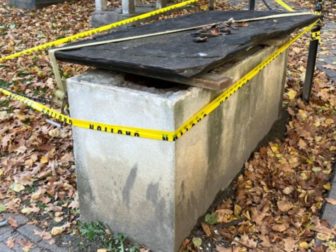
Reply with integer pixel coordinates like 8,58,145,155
67,40,288,251
320,163,336,227
9,0,64,9
91,10,128,27
91,6,155,27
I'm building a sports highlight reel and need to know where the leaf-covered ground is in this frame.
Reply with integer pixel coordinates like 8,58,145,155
182,1,336,251
0,0,335,251
0,0,95,244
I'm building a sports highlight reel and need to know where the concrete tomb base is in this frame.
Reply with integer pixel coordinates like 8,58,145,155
9,0,63,9
91,6,155,27
67,39,288,251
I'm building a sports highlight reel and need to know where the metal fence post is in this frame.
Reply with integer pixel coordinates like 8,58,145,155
302,0,323,102
249,0,256,10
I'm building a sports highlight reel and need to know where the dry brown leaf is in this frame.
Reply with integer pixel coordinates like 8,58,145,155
31,188,45,201
51,226,65,236
34,230,52,240
283,186,294,195
10,182,25,192
216,245,235,252
277,200,294,212
6,237,15,249
201,222,212,237
18,239,33,252
239,234,257,248
325,198,336,205
271,222,289,232
7,216,18,228
21,205,40,214
51,223,70,236
283,237,296,252
322,64,336,70
286,89,297,100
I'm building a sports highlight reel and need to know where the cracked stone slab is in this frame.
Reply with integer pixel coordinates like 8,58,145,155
0,229,14,242
17,224,42,243
0,226,14,236
321,163,336,229
37,240,69,252
316,21,336,82
2,214,28,227
55,10,318,81
8,233,35,252
0,242,13,252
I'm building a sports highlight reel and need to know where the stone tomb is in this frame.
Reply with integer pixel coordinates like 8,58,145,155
9,0,63,9
66,39,287,251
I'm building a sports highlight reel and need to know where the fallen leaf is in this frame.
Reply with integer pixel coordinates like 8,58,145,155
10,182,25,192
283,186,294,195
6,237,15,249
7,217,18,228
240,234,257,248
323,183,332,190
277,199,294,212
325,198,336,205
31,188,45,201
0,204,6,213
51,226,65,236
322,64,336,70
192,237,202,248
53,216,63,223
234,204,242,216
18,239,33,252
48,128,61,138
201,222,212,237
34,230,52,240
299,241,309,249
216,245,235,252
283,237,296,252
316,232,333,241
21,206,40,214
272,223,289,232
50,223,70,236
286,89,297,100
40,155,49,164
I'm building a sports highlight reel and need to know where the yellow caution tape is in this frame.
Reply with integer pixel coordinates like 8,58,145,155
0,20,319,142
274,0,294,12
0,0,198,63
311,30,321,41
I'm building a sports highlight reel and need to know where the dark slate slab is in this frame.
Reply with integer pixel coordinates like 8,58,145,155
55,11,318,79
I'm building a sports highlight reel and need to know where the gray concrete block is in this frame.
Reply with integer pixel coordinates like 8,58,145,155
0,242,13,252
91,6,156,27
10,233,34,252
37,240,68,252
17,225,42,243
0,226,13,236
0,230,13,242
91,10,128,27
67,38,288,251
2,214,28,227
8,0,64,9
321,164,336,227
29,247,42,252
